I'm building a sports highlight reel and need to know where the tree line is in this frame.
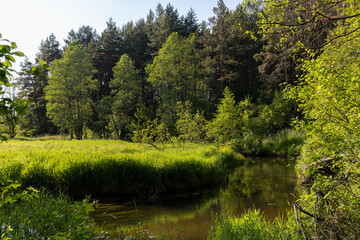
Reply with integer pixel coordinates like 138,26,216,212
12,0,293,142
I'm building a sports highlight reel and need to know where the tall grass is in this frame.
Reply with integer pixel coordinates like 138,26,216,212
262,129,305,157
208,210,302,240
235,129,306,157
0,140,244,197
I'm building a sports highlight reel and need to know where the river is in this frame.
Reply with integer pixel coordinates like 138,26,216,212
90,157,298,239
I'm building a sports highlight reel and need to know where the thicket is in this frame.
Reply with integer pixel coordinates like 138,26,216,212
210,0,360,239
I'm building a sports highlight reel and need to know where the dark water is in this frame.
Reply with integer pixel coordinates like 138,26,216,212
90,157,298,239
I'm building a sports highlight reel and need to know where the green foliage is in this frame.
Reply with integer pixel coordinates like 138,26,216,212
132,118,171,147
18,35,61,137
262,129,305,157
175,101,207,143
0,34,24,141
250,91,294,137
207,87,240,143
284,1,360,238
201,0,262,104
146,32,204,130
0,177,95,239
208,88,300,156
109,54,142,139
0,140,244,197
209,210,302,240
0,95,28,139
45,44,97,139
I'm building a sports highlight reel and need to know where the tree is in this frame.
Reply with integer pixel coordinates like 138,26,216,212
65,26,98,47
202,0,231,97
181,8,200,36
108,54,142,139
206,87,242,143
92,18,123,98
0,83,28,138
202,1,261,103
176,101,207,143
35,33,62,64
45,44,97,139
146,32,205,130
0,34,24,140
253,0,354,97
121,19,151,69
18,34,62,136
283,1,360,238
146,3,182,56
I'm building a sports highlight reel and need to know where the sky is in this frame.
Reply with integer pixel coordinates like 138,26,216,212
1,0,241,71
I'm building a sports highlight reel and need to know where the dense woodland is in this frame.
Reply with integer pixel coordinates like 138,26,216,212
5,0,295,145
1,0,360,239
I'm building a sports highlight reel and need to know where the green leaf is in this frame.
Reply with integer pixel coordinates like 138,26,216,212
0,45,11,54
39,59,46,65
31,66,40,73
13,51,24,57
5,55,15,63
11,42,17,49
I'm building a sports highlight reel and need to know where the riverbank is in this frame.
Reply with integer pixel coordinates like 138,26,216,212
0,140,244,197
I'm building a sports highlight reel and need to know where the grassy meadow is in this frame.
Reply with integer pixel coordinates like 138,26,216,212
0,140,244,197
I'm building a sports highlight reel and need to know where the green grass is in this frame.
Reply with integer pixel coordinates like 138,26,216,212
0,140,244,197
234,129,306,157
208,210,302,240
262,129,305,157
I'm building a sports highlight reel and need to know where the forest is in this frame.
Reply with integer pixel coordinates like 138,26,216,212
1,0,360,239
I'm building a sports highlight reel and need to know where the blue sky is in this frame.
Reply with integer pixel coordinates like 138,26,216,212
1,0,241,69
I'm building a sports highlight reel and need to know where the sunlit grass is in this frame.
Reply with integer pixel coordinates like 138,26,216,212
208,210,302,240
0,140,244,197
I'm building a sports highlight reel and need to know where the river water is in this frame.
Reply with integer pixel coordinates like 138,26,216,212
90,157,298,239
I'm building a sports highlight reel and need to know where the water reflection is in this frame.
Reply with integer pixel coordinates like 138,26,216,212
90,157,297,239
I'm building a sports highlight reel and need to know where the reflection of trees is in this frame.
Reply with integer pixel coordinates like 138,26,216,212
92,158,298,235
218,158,298,214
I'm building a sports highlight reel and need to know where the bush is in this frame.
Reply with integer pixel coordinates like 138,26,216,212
0,176,95,239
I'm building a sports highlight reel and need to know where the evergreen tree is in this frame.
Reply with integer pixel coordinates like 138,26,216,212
147,3,182,57
18,34,62,136
93,18,123,97
182,8,200,36
254,0,339,98
65,25,98,47
202,1,262,103
35,33,62,64
121,19,151,70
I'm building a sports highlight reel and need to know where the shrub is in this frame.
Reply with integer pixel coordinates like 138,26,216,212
0,176,95,239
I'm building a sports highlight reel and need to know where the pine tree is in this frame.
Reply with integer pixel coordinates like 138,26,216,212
18,34,63,136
